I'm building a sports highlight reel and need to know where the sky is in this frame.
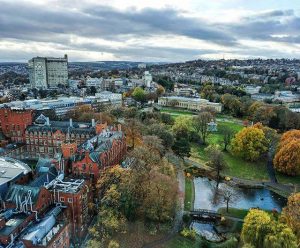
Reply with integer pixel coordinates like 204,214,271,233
0,0,300,62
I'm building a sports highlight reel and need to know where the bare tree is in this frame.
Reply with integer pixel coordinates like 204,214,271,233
220,126,235,151
205,145,227,187
218,186,240,213
192,111,213,144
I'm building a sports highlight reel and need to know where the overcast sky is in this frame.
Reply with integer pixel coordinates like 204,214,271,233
0,0,300,62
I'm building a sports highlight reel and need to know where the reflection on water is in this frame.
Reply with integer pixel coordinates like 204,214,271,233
191,222,223,242
194,177,287,211
191,177,287,240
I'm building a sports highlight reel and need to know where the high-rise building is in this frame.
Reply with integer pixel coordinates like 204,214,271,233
28,55,68,89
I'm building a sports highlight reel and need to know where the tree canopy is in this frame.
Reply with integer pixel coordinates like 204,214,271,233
231,125,268,161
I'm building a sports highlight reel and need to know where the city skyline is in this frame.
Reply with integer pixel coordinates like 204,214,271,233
0,0,300,62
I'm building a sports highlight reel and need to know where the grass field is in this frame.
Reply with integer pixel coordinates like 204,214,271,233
217,207,249,219
184,177,194,211
165,235,201,248
161,107,300,185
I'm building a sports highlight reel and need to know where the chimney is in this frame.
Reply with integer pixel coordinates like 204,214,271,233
69,118,73,127
46,117,50,126
92,119,95,127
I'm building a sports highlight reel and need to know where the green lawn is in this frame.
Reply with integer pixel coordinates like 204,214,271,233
165,235,201,248
191,143,270,181
160,108,196,117
184,177,194,211
162,108,300,185
217,207,249,219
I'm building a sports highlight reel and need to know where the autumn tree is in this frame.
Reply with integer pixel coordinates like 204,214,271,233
132,87,147,102
146,123,174,148
205,145,226,186
281,193,300,241
192,111,212,144
242,209,297,248
142,171,177,230
263,222,298,248
124,118,142,149
231,126,268,161
274,130,300,176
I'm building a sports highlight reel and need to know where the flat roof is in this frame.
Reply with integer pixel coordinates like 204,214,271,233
0,213,28,236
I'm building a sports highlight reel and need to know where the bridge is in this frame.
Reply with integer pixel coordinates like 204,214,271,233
189,209,221,222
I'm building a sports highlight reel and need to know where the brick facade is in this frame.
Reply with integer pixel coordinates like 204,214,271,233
0,108,33,142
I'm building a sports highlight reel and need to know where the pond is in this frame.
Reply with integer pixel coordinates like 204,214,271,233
191,177,287,241
194,177,287,211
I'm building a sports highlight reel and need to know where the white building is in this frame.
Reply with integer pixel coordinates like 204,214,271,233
244,86,261,95
85,76,103,88
158,96,222,112
274,91,300,103
138,63,146,69
28,55,68,89
68,79,81,89
143,71,153,88
0,97,92,117
114,78,124,87
95,91,122,106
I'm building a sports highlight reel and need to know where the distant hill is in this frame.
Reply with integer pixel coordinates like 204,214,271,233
0,61,166,75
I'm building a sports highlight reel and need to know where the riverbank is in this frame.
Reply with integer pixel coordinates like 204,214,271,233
184,158,295,198
184,177,195,211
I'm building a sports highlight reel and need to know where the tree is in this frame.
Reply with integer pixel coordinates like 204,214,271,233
132,87,146,102
220,125,235,151
205,145,226,186
142,171,177,230
147,123,174,149
124,118,142,149
273,140,300,176
242,209,272,248
90,86,97,95
263,223,297,248
231,126,268,161
217,186,238,212
172,137,191,158
156,85,165,96
273,130,300,176
242,209,297,248
142,135,165,157
281,193,300,240
192,112,212,144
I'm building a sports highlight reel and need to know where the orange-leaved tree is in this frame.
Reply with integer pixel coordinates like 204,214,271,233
273,130,300,176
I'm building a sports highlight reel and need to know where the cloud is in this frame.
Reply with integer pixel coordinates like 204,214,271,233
0,0,299,61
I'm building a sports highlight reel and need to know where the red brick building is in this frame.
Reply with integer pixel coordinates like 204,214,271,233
0,108,33,143
71,127,127,182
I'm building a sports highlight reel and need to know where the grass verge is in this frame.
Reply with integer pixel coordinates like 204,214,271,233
184,177,194,211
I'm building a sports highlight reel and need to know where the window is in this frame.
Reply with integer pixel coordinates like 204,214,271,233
68,198,73,203
60,197,65,202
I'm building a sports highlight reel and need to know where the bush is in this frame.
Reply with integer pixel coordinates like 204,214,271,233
180,228,197,240
216,237,238,248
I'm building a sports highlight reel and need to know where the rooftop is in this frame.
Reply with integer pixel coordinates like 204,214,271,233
0,157,32,187
47,177,85,194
